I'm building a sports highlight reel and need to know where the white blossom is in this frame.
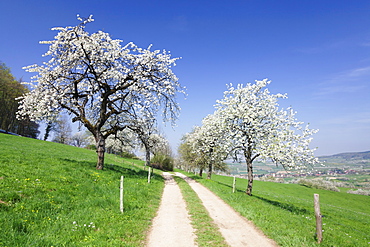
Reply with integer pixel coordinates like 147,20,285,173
214,79,319,171
17,15,184,169
188,79,319,195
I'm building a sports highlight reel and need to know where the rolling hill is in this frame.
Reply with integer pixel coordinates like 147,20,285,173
227,150,370,176
0,133,163,246
318,151,370,169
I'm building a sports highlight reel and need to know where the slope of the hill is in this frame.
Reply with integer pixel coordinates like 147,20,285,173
0,134,164,246
181,171,370,247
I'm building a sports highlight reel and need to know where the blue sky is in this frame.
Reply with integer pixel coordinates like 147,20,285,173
1,0,370,156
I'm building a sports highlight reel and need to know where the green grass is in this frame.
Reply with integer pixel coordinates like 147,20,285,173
2,134,369,246
177,170,370,247
0,134,164,246
173,176,228,247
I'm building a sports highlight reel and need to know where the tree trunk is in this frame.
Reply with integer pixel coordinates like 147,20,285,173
244,147,254,196
44,122,52,141
246,160,253,196
96,133,105,170
207,162,212,179
199,168,203,177
145,147,151,168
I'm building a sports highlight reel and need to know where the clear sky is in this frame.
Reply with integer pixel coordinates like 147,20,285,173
1,0,369,156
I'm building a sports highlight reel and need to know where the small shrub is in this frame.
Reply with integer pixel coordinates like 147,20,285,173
347,189,370,196
292,178,340,192
85,144,96,150
331,180,356,188
150,153,174,171
257,176,286,183
120,151,138,159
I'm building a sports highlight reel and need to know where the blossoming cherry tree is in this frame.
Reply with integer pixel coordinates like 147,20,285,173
17,15,184,169
214,79,319,195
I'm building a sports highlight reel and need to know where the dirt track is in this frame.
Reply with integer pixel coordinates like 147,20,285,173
146,172,278,247
146,172,197,247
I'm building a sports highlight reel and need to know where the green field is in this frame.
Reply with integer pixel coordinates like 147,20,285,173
178,170,370,247
1,134,369,246
0,134,164,246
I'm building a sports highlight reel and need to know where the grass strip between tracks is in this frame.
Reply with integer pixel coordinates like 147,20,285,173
173,175,229,247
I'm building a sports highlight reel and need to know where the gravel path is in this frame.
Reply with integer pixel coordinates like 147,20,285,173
146,172,197,247
175,172,278,247
146,172,278,247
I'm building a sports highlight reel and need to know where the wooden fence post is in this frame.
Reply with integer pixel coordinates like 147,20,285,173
232,176,236,193
120,176,124,213
314,193,323,243
148,167,152,183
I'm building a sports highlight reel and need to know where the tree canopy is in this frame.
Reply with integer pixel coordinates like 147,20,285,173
0,62,39,138
180,79,318,195
17,15,184,169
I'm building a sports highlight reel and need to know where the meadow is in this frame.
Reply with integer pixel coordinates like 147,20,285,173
1,134,369,246
0,134,163,246
177,170,370,247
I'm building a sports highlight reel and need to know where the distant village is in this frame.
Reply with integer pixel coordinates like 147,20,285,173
227,166,370,179
256,168,370,178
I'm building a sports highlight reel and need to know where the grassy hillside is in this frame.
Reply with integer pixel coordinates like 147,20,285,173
2,134,369,246
0,134,164,246
178,170,370,247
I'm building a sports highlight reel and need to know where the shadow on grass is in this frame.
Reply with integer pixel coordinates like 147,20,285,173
186,174,203,180
189,174,311,216
216,180,310,215
106,163,149,178
253,195,311,215
209,179,246,193
59,158,154,179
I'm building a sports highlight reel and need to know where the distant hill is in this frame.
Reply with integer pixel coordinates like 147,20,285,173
317,151,370,169
227,151,370,175
319,151,370,160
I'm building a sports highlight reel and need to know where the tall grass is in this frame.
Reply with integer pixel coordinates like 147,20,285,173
0,134,164,246
178,170,370,247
